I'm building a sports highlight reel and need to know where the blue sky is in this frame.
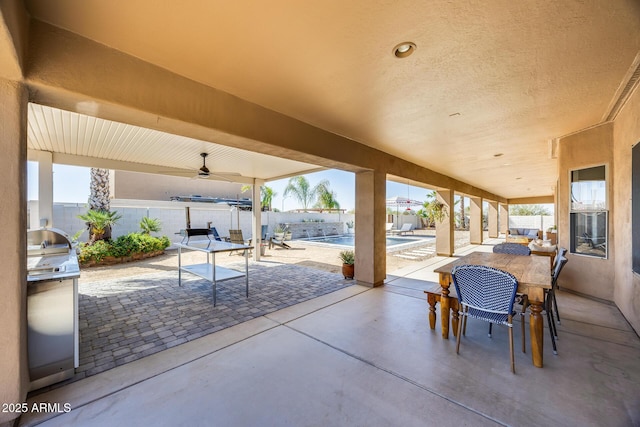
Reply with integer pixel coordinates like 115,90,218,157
28,163,434,211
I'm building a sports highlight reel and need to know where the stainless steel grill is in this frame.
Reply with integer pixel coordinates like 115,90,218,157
26,228,80,390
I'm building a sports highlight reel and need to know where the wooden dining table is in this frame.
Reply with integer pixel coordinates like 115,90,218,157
433,252,551,368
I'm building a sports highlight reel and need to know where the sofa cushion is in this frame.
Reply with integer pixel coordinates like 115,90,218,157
526,229,539,238
529,241,556,253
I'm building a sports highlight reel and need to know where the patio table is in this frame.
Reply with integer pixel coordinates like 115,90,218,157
433,252,551,367
176,241,253,306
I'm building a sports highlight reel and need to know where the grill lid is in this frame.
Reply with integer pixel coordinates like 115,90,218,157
27,228,73,256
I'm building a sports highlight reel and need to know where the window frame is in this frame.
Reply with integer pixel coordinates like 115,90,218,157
569,164,608,259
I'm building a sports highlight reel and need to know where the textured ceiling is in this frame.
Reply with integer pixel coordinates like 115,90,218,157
24,0,640,198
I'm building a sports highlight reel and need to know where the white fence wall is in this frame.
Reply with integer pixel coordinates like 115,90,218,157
508,215,555,232
32,200,355,244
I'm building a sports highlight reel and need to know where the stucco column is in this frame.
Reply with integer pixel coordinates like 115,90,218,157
487,200,498,238
355,170,386,287
435,189,454,256
469,197,483,244
251,179,263,261
30,150,54,229
0,79,29,425
499,203,509,235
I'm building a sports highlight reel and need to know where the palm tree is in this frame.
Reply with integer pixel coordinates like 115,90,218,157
284,176,329,211
89,168,111,211
314,182,340,210
139,217,162,234
80,168,119,242
78,209,122,243
241,184,277,211
261,186,276,211
458,195,466,230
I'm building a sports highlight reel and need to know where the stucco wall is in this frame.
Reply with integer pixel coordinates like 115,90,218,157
612,85,640,334
31,199,355,246
558,123,615,301
0,79,28,426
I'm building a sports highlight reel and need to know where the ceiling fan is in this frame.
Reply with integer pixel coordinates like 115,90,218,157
161,153,241,181
193,153,241,181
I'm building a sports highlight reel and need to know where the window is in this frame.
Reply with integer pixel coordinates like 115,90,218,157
570,165,607,258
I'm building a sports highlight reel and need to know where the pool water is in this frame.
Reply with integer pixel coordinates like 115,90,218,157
302,235,426,248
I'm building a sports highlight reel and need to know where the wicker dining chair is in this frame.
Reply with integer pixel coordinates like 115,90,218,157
451,264,520,373
493,242,531,256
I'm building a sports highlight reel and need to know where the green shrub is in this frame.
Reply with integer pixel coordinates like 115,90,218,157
78,232,171,264
77,240,112,263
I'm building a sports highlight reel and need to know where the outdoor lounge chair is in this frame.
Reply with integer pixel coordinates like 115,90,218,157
209,227,223,242
385,223,394,234
228,229,251,256
392,223,414,235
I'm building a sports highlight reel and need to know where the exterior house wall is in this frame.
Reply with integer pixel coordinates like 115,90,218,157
0,79,29,426
612,85,640,334
558,123,615,301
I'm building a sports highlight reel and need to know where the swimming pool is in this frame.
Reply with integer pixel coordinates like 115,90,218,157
300,234,433,250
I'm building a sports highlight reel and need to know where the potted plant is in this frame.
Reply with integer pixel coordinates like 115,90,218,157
284,226,293,241
339,249,355,279
274,225,285,241
346,220,354,234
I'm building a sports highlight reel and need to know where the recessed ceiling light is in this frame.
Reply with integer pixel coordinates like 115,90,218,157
393,42,416,58
493,153,504,157
516,177,522,180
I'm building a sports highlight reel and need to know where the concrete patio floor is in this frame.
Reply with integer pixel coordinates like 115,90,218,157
19,242,640,426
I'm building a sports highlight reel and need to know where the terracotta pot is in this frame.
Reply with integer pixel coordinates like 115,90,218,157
342,263,354,280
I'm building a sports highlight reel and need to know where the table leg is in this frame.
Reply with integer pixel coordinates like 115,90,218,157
245,248,249,297
528,290,544,368
212,252,217,306
451,299,459,338
178,246,182,286
439,273,451,339
426,293,437,329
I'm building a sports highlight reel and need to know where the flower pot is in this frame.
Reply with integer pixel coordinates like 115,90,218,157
342,263,354,280
274,232,285,240
260,244,267,256
284,231,293,241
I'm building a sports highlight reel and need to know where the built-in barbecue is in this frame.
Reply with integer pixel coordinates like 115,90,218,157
26,228,80,390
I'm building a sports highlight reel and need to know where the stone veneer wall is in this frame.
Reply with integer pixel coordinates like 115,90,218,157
282,222,344,239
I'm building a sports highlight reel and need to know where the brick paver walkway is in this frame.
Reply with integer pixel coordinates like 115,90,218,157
74,262,351,382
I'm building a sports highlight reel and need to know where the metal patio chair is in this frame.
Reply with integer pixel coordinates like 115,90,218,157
452,264,520,373
493,242,531,256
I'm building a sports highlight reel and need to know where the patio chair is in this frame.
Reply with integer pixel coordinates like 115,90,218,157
392,223,414,235
209,227,223,242
493,242,531,256
452,265,520,373
385,223,394,234
228,229,251,256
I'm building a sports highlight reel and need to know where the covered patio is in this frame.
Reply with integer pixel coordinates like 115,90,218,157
19,240,640,426
2,2,640,427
